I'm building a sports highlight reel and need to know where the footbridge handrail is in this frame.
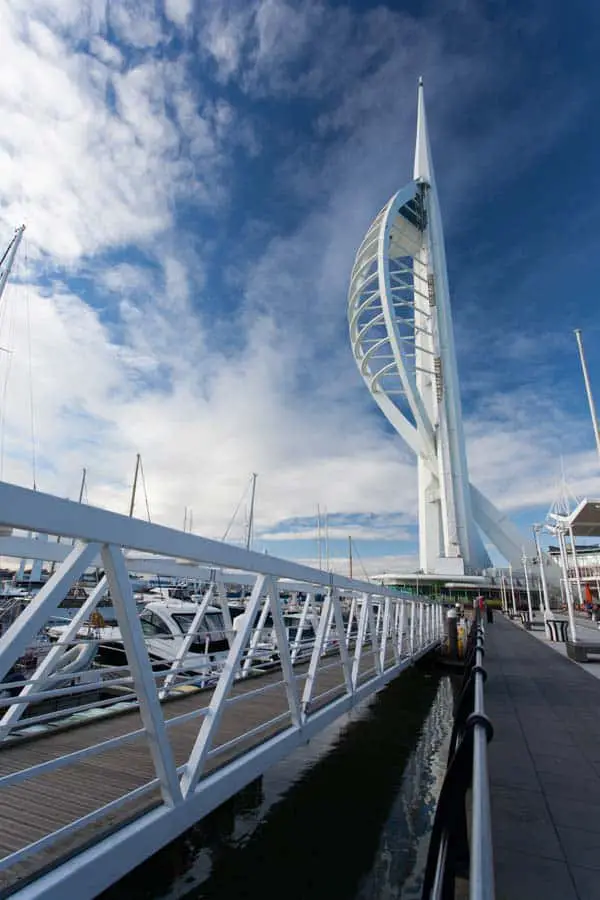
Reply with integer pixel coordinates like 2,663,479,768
422,610,495,900
0,480,446,900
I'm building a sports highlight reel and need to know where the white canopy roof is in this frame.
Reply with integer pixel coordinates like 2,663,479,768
549,498,600,537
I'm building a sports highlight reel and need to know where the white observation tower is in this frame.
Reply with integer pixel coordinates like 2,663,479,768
348,80,536,575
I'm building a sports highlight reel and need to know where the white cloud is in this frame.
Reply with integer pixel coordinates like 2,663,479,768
164,0,193,27
253,0,314,68
259,525,414,543
99,263,158,296
466,394,600,514
4,263,596,564
89,36,124,68
199,2,252,82
0,4,240,260
109,0,164,49
198,0,427,102
7,0,109,37
293,554,420,578
0,273,419,542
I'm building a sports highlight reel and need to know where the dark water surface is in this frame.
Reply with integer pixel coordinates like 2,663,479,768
103,665,454,900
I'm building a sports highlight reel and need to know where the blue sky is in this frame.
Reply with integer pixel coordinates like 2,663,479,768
1,0,600,574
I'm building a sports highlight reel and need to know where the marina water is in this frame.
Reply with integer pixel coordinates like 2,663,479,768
102,665,454,900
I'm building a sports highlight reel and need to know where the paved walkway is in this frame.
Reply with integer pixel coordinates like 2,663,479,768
526,614,600,680
486,614,600,899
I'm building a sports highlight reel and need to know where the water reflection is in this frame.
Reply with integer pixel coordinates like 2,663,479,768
102,665,454,900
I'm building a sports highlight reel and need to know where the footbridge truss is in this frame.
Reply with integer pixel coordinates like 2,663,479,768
0,482,444,899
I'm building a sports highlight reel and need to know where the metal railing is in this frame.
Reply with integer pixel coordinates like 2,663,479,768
0,480,446,900
422,610,495,900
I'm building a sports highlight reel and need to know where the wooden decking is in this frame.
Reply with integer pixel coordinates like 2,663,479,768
0,647,394,896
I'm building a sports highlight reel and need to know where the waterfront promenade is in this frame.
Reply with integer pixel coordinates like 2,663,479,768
486,615,600,899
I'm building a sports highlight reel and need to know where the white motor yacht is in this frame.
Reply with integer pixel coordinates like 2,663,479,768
249,611,318,662
95,600,230,678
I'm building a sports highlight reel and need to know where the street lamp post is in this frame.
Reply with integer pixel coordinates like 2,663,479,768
522,548,534,622
509,563,517,615
557,525,577,644
533,524,552,620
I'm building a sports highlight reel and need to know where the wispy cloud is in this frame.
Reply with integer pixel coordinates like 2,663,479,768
0,3,243,259
259,512,414,544
293,553,420,579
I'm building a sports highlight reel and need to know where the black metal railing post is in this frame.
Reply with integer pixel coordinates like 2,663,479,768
421,609,495,900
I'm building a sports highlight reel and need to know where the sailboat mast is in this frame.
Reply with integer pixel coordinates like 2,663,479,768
66,466,88,554
0,225,25,307
77,467,87,504
349,535,353,579
246,473,257,551
317,505,322,570
128,453,141,518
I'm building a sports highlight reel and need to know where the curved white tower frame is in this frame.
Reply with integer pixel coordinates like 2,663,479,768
348,80,536,574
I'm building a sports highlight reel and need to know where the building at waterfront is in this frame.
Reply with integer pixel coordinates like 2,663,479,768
548,544,600,585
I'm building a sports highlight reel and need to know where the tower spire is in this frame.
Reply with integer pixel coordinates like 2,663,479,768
413,77,433,185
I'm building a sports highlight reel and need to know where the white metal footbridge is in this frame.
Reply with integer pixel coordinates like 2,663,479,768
0,482,444,899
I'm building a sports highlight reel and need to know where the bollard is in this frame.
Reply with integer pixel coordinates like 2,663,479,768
446,609,459,659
